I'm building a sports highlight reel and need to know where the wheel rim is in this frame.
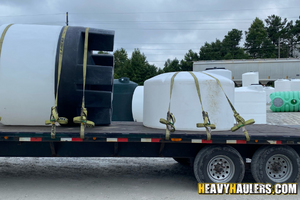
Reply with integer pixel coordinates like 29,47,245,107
207,155,235,183
265,154,293,182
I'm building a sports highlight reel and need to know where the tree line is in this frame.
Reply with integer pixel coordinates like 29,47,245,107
100,15,300,85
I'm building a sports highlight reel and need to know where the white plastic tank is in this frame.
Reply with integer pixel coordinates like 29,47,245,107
0,24,62,125
242,72,259,87
132,86,144,122
204,67,232,80
290,79,300,91
263,86,275,104
0,24,115,126
234,85,266,124
275,79,290,92
143,72,235,131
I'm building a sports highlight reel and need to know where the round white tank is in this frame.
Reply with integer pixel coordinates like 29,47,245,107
132,86,144,122
204,68,232,80
263,86,275,104
234,85,266,124
0,24,62,125
143,72,235,131
275,79,290,92
242,72,259,87
290,79,300,91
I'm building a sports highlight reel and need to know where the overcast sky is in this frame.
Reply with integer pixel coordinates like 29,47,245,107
0,0,299,68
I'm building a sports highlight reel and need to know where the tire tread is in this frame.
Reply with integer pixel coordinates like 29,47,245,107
251,145,300,184
193,145,245,183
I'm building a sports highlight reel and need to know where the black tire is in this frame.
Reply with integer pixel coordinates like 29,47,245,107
193,145,245,183
173,158,191,165
251,145,300,184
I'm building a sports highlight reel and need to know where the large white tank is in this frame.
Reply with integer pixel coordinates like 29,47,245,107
204,68,232,80
234,85,266,124
132,86,144,122
0,24,115,126
242,72,259,87
290,79,300,91
275,79,290,91
0,24,62,125
143,72,235,131
263,86,275,104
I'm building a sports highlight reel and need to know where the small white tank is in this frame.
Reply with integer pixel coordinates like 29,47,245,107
234,85,266,124
143,72,235,131
242,72,259,87
274,79,291,92
290,79,300,91
263,86,275,104
132,86,144,122
275,79,290,92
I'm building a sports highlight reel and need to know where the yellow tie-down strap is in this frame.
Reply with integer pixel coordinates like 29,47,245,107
45,26,69,139
201,72,255,141
0,24,13,57
231,113,255,141
159,111,176,132
189,72,216,141
73,27,95,139
45,107,68,139
0,24,14,122
196,111,216,141
73,108,95,139
159,72,179,140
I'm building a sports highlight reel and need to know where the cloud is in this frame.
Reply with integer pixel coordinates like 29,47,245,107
0,0,299,68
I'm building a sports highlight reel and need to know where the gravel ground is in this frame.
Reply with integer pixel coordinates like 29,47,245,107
0,107,299,200
266,105,300,125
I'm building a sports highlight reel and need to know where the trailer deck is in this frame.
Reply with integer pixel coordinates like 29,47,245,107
0,122,299,143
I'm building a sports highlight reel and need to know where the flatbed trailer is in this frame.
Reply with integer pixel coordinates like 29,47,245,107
1,122,300,184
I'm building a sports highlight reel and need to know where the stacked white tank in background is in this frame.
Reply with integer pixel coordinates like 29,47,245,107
290,79,300,91
242,72,259,87
0,24,62,125
275,79,290,91
235,85,266,124
143,71,235,131
263,86,275,104
131,86,144,122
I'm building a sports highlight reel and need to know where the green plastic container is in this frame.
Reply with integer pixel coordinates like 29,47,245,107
112,77,138,121
270,91,300,112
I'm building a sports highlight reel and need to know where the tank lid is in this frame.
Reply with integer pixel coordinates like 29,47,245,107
205,67,225,70
119,77,130,83
243,71,258,74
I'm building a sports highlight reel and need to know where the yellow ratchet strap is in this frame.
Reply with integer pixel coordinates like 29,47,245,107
201,72,254,141
0,24,13,122
159,72,179,140
73,28,95,139
188,72,215,141
45,26,69,139
0,24,13,58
